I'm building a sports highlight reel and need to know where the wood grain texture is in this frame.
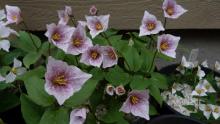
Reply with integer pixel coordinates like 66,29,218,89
1,0,220,30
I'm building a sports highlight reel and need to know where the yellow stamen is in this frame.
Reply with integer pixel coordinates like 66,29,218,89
214,107,219,113
166,7,174,16
205,84,210,90
91,51,99,59
12,15,17,21
147,23,156,31
130,95,139,105
53,75,67,86
205,105,212,112
160,41,169,51
52,33,61,41
95,23,103,30
72,38,82,47
196,89,204,94
11,67,17,74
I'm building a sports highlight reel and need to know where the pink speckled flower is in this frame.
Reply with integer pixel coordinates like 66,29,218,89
120,90,150,120
89,5,98,15
102,46,118,68
106,84,115,96
45,23,75,52
69,108,88,124
66,24,93,55
85,14,110,38
157,34,180,58
115,85,126,96
80,45,103,67
5,5,22,24
57,6,72,25
162,0,187,19
45,57,92,105
139,11,164,36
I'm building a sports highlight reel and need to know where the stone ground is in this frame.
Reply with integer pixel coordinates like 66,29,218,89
156,30,220,70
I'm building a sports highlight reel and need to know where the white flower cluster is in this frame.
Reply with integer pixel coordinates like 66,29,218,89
162,83,198,116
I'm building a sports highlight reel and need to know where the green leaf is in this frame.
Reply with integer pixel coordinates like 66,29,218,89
140,49,155,73
0,92,20,112
51,48,65,60
23,52,41,68
18,66,46,81
20,94,44,124
122,46,143,72
39,42,50,55
130,75,151,90
105,66,131,86
93,36,109,45
89,68,105,81
115,118,129,124
64,79,98,107
150,72,168,90
39,108,69,124
157,52,174,62
0,83,13,90
15,31,41,52
149,105,158,116
24,76,54,107
149,85,163,105
0,49,25,65
85,113,97,124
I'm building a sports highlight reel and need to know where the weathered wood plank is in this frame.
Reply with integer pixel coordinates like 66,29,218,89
1,0,220,30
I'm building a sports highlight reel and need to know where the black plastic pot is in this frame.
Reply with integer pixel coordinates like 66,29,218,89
148,114,205,124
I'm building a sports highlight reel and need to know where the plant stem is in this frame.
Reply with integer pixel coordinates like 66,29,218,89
101,32,112,46
163,17,167,29
48,43,51,56
70,15,77,27
22,22,39,51
149,50,158,72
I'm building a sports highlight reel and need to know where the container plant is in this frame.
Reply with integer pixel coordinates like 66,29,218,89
0,0,190,124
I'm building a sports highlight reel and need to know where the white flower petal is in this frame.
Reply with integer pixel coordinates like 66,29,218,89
5,72,16,83
0,39,10,52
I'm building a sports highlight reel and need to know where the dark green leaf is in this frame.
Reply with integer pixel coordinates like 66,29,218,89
149,85,163,105
20,94,44,124
150,72,168,90
149,105,158,116
89,68,105,81
0,92,20,112
18,66,46,81
23,52,41,68
130,75,151,90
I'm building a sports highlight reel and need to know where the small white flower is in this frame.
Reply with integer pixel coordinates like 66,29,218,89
215,61,220,71
201,60,208,68
0,74,5,82
181,56,195,69
197,66,205,80
215,77,220,88
211,105,220,120
171,83,183,94
202,79,216,93
106,84,115,96
176,65,185,74
191,82,207,96
115,85,126,96
5,58,26,83
199,104,213,120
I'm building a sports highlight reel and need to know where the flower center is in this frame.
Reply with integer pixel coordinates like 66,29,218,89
95,22,103,30
205,106,212,112
214,107,219,113
205,84,210,90
11,67,17,74
117,87,125,94
72,38,82,47
160,41,169,51
52,33,61,41
147,23,156,31
90,51,99,60
130,95,139,105
53,75,67,86
166,7,174,16
12,15,17,21
108,50,116,60
196,89,204,94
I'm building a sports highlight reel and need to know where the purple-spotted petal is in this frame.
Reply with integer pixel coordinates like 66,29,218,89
5,5,22,24
45,56,92,105
69,108,88,124
102,46,118,68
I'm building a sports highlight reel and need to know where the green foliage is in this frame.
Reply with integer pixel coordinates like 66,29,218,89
39,108,69,124
105,66,131,86
149,85,163,105
18,66,46,81
20,94,44,124
64,79,98,107
130,75,151,90
0,91,20,112
23,52,41,68
24,76,54,107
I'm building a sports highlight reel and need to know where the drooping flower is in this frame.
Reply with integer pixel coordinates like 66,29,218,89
5,5,22,24
85,14,110,38
57,6,72,25
199,104,213,119
89,5,98,15
5,58,26,83
120,90,150,120
45,23,75,52
191,82,207,97
45,57,92,105
115,85,126,96
139,11,164,36
0,75,5,82
197,66,205,80
106,84,115,96
102,46,118,68
215,61,220,71
69,108,89,124
201,79,216,93
157,34,180,58
211,105,220,120
66,24,93,55
0,9,6,21
80,45,103,67
201,60,208,68
162,0,187,19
